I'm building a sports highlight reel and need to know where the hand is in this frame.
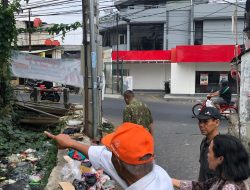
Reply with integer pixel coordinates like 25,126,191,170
44,131,75,149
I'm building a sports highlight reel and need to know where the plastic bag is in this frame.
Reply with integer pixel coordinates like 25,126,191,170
206,99,214,107
60,159,82,182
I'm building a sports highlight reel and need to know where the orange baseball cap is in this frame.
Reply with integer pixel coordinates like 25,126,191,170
101,122,154,165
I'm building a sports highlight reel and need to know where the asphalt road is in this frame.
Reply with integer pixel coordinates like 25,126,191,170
102,95,228,181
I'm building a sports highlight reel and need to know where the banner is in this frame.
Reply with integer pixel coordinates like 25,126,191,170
11,51,83,87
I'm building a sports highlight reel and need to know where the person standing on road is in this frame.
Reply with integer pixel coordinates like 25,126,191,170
194,107,221,182
44,122,174,190
123,90,154,135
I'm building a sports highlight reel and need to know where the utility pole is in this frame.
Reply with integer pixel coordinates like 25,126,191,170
82,0,89,135
89,0,98,139
28,8,31,52
116,13,119,93
233,0,241,139
190,0,194,45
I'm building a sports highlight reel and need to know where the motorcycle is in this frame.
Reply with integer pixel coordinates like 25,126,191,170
192,96,237,119
30,83,61,102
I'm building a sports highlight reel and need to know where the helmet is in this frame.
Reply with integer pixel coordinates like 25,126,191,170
220,79,229,86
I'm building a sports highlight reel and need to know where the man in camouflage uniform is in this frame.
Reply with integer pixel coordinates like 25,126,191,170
123,90,154,135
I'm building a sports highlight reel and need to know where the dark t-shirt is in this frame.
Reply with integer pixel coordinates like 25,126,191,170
219,86,231,104
199,138,216,182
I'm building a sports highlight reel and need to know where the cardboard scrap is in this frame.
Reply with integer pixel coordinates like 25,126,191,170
59,182,75,190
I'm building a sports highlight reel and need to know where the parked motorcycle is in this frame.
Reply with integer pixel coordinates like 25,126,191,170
30,83,61,102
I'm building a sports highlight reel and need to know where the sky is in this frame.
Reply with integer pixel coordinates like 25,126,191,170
16,0,115,45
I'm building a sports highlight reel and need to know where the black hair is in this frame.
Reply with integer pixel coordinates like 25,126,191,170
213,135,249,182
123,90,134,98
220,79,229,87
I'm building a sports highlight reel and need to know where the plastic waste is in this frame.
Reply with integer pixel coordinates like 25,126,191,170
60,156,82,182
206,99,214,107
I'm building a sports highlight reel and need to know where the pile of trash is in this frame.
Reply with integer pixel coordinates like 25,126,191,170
0,148,45,190
58,150,115,190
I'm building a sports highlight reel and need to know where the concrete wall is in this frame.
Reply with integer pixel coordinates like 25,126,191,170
171,63,196,94
196,62,230,71
16,20,53,46
171,62,230,94
124,63,171,90
203,19,245,45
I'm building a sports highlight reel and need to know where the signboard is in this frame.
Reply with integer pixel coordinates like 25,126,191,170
200,74,208,85
11,51,83,87
220,73,228,82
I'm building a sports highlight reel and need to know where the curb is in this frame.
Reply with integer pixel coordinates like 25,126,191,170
104,94,123,99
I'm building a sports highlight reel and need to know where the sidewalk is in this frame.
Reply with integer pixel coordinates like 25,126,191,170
163,94,205,102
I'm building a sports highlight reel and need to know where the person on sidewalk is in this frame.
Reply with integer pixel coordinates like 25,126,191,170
195,107,221,182
207,79,232,111
123,90,154,135
44,122,174,190
172,134,249,190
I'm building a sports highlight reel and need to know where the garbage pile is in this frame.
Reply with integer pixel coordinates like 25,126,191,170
58,150,116,190
0,148,45,190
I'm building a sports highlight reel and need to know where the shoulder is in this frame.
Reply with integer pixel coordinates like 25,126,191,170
222,183,239,190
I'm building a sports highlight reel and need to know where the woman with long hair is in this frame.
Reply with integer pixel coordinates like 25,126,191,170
172,135,249,190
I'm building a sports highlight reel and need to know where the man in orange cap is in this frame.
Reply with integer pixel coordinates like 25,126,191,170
44,122,173,190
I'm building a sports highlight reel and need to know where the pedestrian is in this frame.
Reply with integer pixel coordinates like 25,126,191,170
123,90,154,135
172,134,249,190
195,107,221,182
44,122,174,190
207,79,232,112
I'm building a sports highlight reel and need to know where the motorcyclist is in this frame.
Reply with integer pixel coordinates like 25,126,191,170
207,79,232,112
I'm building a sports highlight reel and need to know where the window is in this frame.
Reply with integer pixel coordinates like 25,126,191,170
119,34,126,45
195,71,237,93
130,24,164,50
194,21,203,45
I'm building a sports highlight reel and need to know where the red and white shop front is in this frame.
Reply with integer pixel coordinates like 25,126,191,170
111,45,240,95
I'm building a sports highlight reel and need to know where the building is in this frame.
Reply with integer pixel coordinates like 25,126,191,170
100,0,246,94
15,20,62,85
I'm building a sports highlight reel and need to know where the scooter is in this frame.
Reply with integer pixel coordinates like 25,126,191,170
30,83,61,102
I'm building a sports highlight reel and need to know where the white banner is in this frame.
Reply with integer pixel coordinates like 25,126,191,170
11,51,83,87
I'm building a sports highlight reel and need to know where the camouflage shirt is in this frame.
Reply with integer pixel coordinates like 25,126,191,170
123,99,153,131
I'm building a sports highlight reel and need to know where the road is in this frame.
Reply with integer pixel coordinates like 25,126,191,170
102,95,228,180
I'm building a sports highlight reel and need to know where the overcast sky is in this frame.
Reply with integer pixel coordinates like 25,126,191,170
17,0,115,45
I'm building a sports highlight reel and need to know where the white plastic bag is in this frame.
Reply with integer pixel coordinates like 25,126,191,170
206,99,214,107
60,156,82,182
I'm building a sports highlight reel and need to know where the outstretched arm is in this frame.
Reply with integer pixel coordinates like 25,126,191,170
44,131,90,157
208,91,220,97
